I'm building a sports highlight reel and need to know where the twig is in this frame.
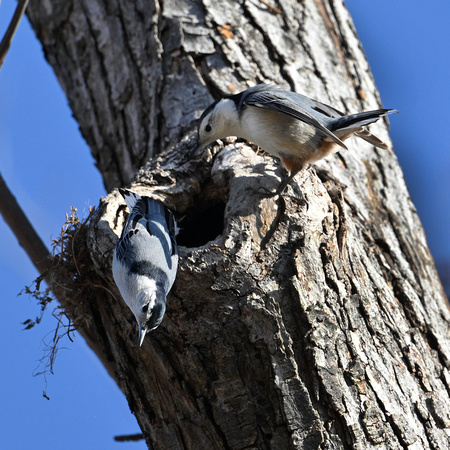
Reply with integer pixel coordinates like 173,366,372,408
0,172,120,388
0,0,30,69
114,433,145,442
0,172,52,275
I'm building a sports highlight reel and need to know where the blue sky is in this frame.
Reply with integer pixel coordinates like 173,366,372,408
0,1,449,448
346,0,450,277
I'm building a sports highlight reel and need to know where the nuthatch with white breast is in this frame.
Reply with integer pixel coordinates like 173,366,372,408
113,189,178,346
191,84,397,196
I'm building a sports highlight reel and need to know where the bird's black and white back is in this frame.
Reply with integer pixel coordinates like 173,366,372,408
112,189,178,346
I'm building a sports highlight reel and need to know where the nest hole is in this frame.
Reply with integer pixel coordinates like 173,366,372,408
177,200,226,248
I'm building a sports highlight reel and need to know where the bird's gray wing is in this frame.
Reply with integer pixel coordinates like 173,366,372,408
115,228,139,266
287,92,345,119
242,87,347,149
163,207,179,289
116,199,166,264
164,208,178,259
143,199,178,262
115,196,149,267
143,200,178,290
117,197,178,276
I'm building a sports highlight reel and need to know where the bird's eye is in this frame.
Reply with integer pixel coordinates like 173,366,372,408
142,304,149,313
205,124,212,132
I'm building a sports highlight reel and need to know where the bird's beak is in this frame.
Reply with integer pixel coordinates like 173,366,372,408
138,324,148,347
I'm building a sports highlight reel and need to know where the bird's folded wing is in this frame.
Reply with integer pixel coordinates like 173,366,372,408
115,229,138,265
244,91,347,149
164,208,178,258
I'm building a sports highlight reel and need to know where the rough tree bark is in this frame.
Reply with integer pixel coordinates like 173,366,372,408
26,0,449,448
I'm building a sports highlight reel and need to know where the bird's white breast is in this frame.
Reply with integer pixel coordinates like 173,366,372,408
241,107,319,159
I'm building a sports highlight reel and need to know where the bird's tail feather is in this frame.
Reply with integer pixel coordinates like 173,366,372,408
354,128,390,149
119,188,141,211
331,109,398,149
332,109,397,133
119,188,169,221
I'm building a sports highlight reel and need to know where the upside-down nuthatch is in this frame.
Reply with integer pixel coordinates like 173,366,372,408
192,84,397,195
112,189,178,346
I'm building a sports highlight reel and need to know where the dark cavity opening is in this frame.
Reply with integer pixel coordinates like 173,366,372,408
176,200,226,248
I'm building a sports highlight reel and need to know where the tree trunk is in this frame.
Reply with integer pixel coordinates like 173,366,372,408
26,0,450,448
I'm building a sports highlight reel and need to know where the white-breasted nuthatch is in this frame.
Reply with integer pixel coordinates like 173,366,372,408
112,189,178,346
192,84,397,195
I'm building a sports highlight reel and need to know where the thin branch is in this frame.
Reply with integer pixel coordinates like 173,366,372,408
0,0,30,69
0,1,47,272
0,1,122,393
114,433,145,442
0,172,52,275
0,172,119,385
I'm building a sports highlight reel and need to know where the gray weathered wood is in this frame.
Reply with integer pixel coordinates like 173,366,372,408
26,0,450,448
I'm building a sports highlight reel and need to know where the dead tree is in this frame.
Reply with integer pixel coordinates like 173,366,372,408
24,1,450,448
